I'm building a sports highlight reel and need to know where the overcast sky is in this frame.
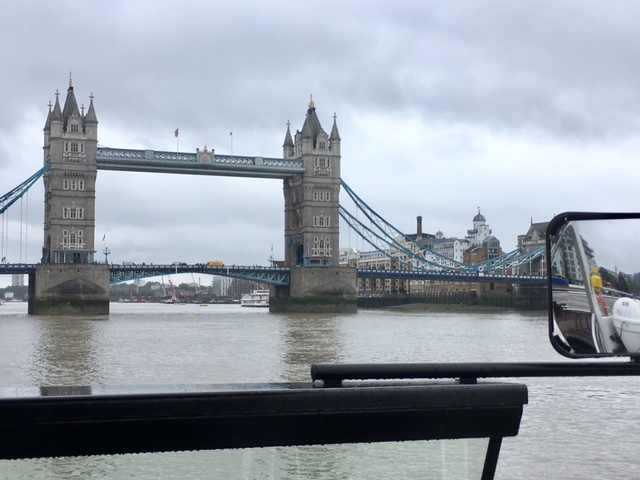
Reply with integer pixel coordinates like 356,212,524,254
2,1,640,287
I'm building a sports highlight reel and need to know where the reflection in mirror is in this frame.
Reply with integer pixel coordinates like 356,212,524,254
548,213,640,358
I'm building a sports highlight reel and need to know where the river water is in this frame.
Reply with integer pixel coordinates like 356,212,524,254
0,301,638,479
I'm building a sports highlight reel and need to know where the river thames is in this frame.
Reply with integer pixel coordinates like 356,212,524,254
0,301,639,479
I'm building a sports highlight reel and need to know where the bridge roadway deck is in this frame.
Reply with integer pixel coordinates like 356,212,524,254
1,263,545,286
110,264,290,286
95,147,305,179
0,264,36,275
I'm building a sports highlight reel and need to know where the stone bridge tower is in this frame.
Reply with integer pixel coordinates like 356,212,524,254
29,79,109,314
42,78,98,264
272,99,357,313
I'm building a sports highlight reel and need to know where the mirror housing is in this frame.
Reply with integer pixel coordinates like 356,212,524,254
547,212,640,359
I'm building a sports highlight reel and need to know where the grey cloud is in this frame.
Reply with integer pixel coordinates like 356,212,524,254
2,1,640,279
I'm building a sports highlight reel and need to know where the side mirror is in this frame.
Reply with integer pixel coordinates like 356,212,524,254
547,212,640,359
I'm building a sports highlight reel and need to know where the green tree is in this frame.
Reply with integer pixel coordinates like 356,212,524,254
616,272,629,293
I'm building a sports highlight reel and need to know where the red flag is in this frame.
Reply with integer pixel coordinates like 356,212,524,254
175,128,179,138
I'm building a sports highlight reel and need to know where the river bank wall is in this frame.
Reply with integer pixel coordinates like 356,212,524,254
358,290,547,311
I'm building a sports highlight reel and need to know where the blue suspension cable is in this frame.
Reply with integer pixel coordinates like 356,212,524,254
340,178,544,274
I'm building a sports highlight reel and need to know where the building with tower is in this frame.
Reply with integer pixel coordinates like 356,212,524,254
42,77,98,264
465,208,492,248
282,97,341,267
272,99,357,312
30,78,109,315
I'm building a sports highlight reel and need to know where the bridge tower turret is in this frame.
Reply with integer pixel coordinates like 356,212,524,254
31,78,109,315
274,99,356,313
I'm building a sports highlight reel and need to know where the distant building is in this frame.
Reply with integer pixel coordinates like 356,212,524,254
548,226,595,286
339,248,405,294
431,229,470,263
341,209,508,295
517,221,548,277
465,208,493,248
464,236,503,265
11,274,24,287
210,275,233,297
426,213,506,296
399,210,502,268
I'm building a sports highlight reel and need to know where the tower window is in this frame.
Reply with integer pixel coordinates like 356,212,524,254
312,190,331,201
62,207,84,219
313,215,331,227
70,123,79,133
62,179,85,190
312,235,332,257
313,157,332,176
314,158,330,168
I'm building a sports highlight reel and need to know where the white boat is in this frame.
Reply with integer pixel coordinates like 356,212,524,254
241,289,269,307
611,297,640,354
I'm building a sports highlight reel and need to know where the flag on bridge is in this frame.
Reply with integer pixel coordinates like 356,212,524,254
175,128,179,138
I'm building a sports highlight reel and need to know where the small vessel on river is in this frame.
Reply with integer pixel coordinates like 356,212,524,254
241,289,269,307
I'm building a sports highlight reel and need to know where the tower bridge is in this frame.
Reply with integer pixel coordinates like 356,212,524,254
5,79,356,314
1,80,546,314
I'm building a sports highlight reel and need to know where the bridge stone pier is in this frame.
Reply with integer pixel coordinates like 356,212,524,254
30,81,356,314
29,264,110,315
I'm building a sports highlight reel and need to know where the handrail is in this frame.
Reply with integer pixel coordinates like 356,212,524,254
311,361,640,387
0,380,527,474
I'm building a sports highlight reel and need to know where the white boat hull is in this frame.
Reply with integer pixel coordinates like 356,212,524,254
611,298,640,353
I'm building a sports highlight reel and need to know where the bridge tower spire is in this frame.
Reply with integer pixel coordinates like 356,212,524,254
31,79,109,315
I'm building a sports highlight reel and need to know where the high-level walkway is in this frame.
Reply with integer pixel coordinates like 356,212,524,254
95,147,305,179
